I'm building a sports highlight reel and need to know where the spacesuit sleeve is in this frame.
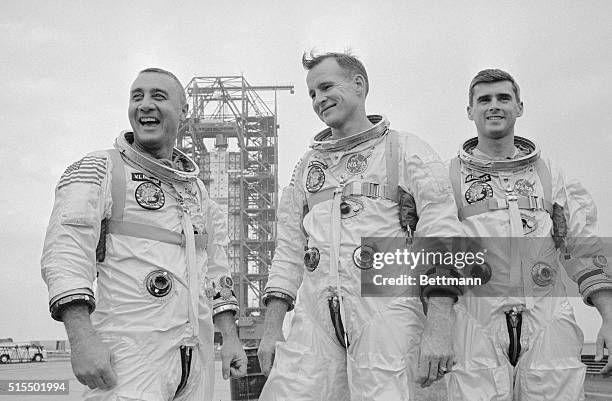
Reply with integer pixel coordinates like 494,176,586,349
263,157,309,311
551,160,612,306
200,187,239,316
41,151,112,321
398,133,464,298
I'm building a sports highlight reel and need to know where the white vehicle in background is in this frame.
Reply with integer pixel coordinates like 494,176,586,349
0,342,47,363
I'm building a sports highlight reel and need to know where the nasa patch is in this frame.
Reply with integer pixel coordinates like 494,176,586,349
306,165,326,193
465,181,493,204
514,179,535,196
135,182,165,210
345,153,369,175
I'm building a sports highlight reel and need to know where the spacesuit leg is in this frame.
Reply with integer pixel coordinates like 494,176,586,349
445,305,514,401
346,297,424,401
259,302,350,401
514,301,586,401
83,333,185,401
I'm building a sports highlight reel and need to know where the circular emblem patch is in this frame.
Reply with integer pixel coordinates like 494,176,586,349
465,181,493,204
514,179,535,196
593,255,608,269
353,244,378,270
135,182,165,210
346,153,369,175
219,276,234,289
304,247,320,272
306,165,325,193
531,262,555,286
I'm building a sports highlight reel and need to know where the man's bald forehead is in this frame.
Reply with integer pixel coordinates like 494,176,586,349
134,68,186,104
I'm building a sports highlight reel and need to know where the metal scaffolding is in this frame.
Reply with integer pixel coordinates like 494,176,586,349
177,76,293,335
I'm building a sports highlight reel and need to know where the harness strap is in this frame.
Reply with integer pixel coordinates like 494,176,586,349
449,155,553,221
458,196,553,221
449,157,464,209
108,149,126,221
305,130,400,211
385,129,399,193
307,182,398,210
534,158,552,207
107,220,208,250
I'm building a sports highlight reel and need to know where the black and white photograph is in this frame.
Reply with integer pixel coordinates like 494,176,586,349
1,1,611,400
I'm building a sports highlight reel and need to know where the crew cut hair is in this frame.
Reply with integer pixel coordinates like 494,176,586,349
469,68,521,106
302,51,369,96
138,67,186,104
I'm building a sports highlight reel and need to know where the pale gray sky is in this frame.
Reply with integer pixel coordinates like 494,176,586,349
1,1,610,342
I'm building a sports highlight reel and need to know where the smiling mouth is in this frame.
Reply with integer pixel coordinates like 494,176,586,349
486,116,504,121
139,116,160,127
320,105,335,115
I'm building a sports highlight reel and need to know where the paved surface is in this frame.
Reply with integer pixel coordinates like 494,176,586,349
2,359,611,400
0,359,231,401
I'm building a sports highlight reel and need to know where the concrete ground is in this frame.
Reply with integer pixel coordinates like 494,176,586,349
0,358,230,401
1,358,611,400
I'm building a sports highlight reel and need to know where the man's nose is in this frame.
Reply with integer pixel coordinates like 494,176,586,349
138,98,155,112
314,92,326,108
488,99,501,110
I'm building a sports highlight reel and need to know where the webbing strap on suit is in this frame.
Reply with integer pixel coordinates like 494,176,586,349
449,156,553,221
103,149,207,251
306,130,400,211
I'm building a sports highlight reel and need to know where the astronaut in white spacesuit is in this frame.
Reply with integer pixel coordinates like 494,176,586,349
446,68,612,400
41,68,247,401
256,52,465,401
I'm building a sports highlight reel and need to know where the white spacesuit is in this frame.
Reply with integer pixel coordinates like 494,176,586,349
447,136,611,401
259,116,464,401
41,131,238,401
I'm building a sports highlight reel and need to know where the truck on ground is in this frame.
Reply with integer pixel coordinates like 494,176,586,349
0,342,47,363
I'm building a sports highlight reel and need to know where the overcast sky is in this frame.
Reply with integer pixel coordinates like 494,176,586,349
1,1,611,342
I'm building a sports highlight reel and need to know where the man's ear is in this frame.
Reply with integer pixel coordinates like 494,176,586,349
517,101,524,117
467,105,474,121
353,74,366,97
180,103,189,122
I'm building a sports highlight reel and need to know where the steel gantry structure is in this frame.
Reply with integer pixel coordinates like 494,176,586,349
177,76,293,339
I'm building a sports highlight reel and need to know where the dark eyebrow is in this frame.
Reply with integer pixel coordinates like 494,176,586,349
476,94,491,101
130,88,170,96
317,81,334,89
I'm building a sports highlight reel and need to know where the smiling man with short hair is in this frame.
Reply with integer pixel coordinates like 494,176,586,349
41,68,247,401
446,68,612,400
257,51,464,400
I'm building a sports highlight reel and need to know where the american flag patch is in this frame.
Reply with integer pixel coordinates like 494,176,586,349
289,157,304,187
57,155,107,190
